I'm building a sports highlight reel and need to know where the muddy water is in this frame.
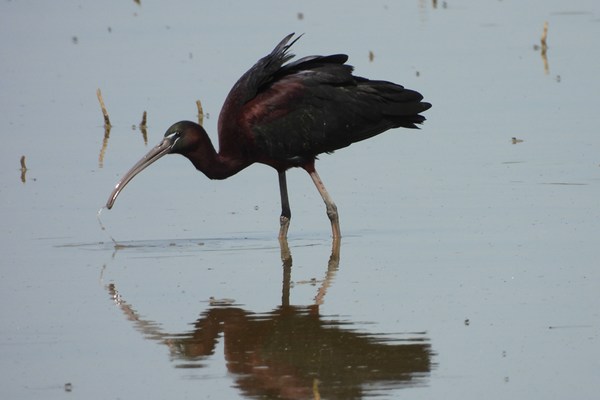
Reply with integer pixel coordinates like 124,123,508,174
2,1,599,399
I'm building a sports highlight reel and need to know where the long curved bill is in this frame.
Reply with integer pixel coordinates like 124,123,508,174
106,138,174,209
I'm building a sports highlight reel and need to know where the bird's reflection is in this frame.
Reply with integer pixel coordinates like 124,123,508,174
106,238,433,399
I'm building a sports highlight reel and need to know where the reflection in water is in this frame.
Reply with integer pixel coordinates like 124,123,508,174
106,239,433,398
430,0,447,9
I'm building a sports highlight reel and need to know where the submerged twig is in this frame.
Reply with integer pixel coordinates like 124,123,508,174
140,110,147,128
96,88,112,127
20,155,27,183
140,111,148,145
96,89,113,167
98,124,111,168
541,21,548,49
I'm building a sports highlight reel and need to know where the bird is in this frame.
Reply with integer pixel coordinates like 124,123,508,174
105,33,431,239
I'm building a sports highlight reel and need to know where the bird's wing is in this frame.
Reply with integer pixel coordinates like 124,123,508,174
224,33,300,107
217,34,300,154
247,53,431,165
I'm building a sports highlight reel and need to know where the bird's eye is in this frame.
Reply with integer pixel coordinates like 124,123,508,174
166,131,181,142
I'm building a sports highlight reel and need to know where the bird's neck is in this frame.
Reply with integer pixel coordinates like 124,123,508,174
187,132,250,180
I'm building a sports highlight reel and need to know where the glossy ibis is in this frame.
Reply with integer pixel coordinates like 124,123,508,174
106,34,431,238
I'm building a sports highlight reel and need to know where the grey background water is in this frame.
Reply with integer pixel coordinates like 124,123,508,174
2,1,599,399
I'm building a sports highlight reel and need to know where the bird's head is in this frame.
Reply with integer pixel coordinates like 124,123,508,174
105,121,203,209
162,121,205,156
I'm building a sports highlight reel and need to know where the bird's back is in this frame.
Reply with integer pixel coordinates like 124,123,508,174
218,34,431,169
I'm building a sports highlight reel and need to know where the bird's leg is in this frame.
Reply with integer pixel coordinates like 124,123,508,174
306,166,341,238
278,171,291,239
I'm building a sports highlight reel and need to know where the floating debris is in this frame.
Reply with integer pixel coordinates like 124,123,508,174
297,12,304,20
368,50,374,62
209,297,236,306
64,382,73,392
511,137,524,144
296,277,321,285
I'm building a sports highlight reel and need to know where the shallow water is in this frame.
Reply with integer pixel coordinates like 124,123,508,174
2,1,600,399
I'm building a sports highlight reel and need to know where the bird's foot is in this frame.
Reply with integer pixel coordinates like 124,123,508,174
279,215,290,239
326,205,341,239
330,219,341,239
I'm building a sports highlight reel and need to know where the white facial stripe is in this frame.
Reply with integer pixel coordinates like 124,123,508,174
166,132,181,146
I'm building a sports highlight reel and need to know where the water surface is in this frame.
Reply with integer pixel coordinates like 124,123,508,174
1,1,599,399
